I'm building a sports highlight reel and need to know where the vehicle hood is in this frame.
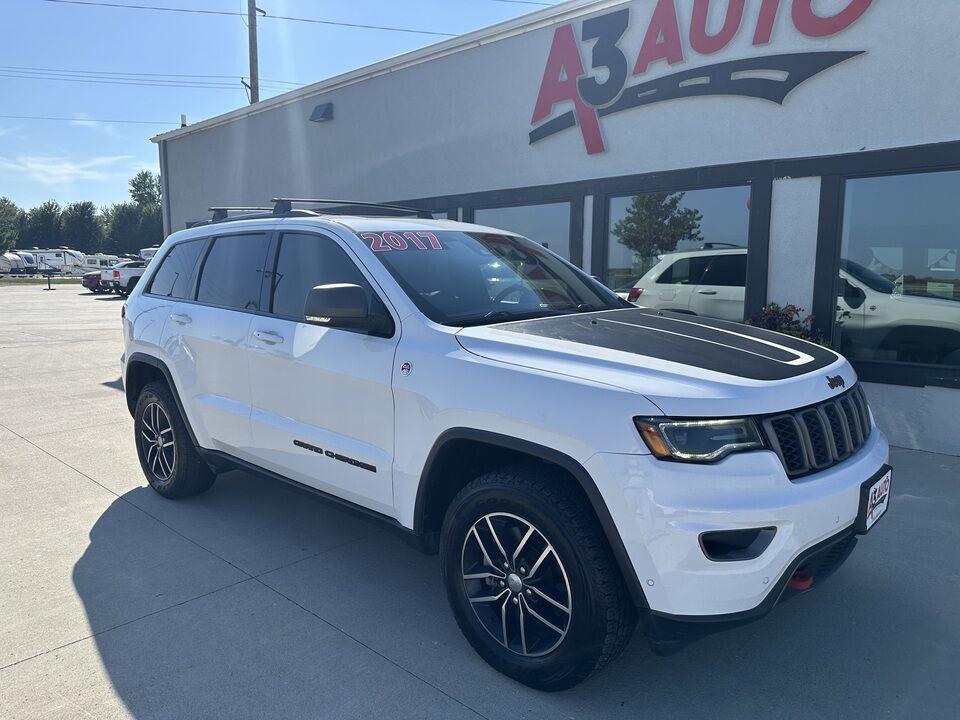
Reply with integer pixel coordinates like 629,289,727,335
455,308,852,417
882,292,960,314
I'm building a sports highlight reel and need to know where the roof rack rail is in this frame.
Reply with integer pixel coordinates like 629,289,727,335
271,198,433,219
208,206,273,222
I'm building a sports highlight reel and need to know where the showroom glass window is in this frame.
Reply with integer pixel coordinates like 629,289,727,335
837,170,960,367
196,233,270,311
606,185,751,320
474,203,572,261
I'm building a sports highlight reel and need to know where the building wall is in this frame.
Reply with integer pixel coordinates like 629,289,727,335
160,0,960,229
767,177,820,312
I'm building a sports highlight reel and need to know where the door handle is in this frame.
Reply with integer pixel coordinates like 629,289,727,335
169,313,192,325
697,290,718,295
253,330,284,345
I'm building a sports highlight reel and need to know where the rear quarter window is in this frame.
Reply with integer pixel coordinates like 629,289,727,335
147,240,206,299
657,256,710,285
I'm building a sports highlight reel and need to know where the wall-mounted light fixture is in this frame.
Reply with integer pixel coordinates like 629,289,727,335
309,103,334,122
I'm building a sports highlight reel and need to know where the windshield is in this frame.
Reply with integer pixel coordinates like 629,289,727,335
841,259,896,294
357,230,624,326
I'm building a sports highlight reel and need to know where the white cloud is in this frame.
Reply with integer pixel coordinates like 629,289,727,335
0,125,23,138
69,113,118,136
0,154,138,184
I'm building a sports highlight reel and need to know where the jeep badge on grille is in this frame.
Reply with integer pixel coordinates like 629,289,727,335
827,375,846,390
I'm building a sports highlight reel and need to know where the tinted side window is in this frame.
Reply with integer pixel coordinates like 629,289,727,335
700,254,746,287
657,256,710,285
148,240,205,298
196,233,270,311
270,233,370,318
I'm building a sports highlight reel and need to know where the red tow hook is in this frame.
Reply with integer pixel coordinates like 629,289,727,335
788,570,814,591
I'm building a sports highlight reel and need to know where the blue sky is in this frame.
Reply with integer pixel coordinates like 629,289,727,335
1,0,559,210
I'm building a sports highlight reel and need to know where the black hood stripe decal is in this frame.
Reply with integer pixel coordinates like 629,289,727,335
597,317,815,366
495,308,839,381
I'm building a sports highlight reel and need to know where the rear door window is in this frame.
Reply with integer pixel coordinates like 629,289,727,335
657,256,710,285
196,233,271,311
699,254,747,287
147,239,206,299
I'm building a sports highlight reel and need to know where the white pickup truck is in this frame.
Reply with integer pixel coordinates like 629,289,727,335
101,260,147,296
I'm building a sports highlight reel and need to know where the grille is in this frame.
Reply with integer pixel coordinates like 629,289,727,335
761,385,872,479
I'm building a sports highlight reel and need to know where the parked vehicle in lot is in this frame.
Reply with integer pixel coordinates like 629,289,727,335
82,270,115,293
84,253,121,272
11,250,37,274
82,271,104,292
102,260,147,296
139,246,160,261
1,251,26,274
122,201,891,690
29,247,87,274
629,248,960,364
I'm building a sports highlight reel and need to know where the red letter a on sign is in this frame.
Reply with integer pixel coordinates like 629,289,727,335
531,23,605,155
633,0,685,75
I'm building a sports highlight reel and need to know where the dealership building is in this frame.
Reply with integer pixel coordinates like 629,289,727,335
153,0,960,456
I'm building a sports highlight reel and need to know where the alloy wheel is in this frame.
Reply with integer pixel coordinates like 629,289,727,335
461,512,572,657
140,402,176,481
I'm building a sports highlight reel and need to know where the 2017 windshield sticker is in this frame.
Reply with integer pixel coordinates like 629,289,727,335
361,231,443,252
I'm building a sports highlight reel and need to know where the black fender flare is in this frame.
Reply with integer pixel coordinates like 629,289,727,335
125,352,200,447
415,428,648,609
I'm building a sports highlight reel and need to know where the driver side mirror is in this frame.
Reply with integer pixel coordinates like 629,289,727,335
840,279,866,309
303,283,392,336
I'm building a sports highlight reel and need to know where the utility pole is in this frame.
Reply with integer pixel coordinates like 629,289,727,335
247,0,259,104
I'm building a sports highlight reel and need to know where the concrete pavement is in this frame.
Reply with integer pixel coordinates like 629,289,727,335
1,284,958,719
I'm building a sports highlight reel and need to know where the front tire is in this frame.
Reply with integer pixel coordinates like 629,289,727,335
440,465,635,691
134,381,215,498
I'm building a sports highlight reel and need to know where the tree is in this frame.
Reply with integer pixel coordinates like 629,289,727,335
137,202,163,248
103,202,143,255
612,191,703,259
129,170,162,207
0,197,23,253
61,201,104,253
21,200,63,248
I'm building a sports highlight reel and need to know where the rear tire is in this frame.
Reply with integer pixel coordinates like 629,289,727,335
440,464,635,691
134,381,215,498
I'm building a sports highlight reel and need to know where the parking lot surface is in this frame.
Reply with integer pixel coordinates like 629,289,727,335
1,283,958,719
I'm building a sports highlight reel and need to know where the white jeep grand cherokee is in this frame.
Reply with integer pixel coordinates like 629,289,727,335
121,205,891,690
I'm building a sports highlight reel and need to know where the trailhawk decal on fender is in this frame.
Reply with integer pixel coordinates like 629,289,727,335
493,308,839,381
531,0,873,154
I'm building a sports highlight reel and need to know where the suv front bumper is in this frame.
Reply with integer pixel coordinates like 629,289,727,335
584,426,889,624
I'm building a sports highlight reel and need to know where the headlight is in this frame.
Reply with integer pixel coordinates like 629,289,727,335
634,417,764,462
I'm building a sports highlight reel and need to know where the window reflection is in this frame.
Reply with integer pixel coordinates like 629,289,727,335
837,170,960,367
608,186,751,321
474,203,572,261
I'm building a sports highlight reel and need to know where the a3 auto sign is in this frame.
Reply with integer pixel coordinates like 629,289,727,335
530,0,874,155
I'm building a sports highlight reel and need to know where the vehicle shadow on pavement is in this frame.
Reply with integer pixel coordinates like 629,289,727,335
71,465,956,719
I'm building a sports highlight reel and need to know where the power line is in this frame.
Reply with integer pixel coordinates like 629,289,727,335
0,64,303,86
0,70,243,90
39,0,458,37
0,113,178,125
